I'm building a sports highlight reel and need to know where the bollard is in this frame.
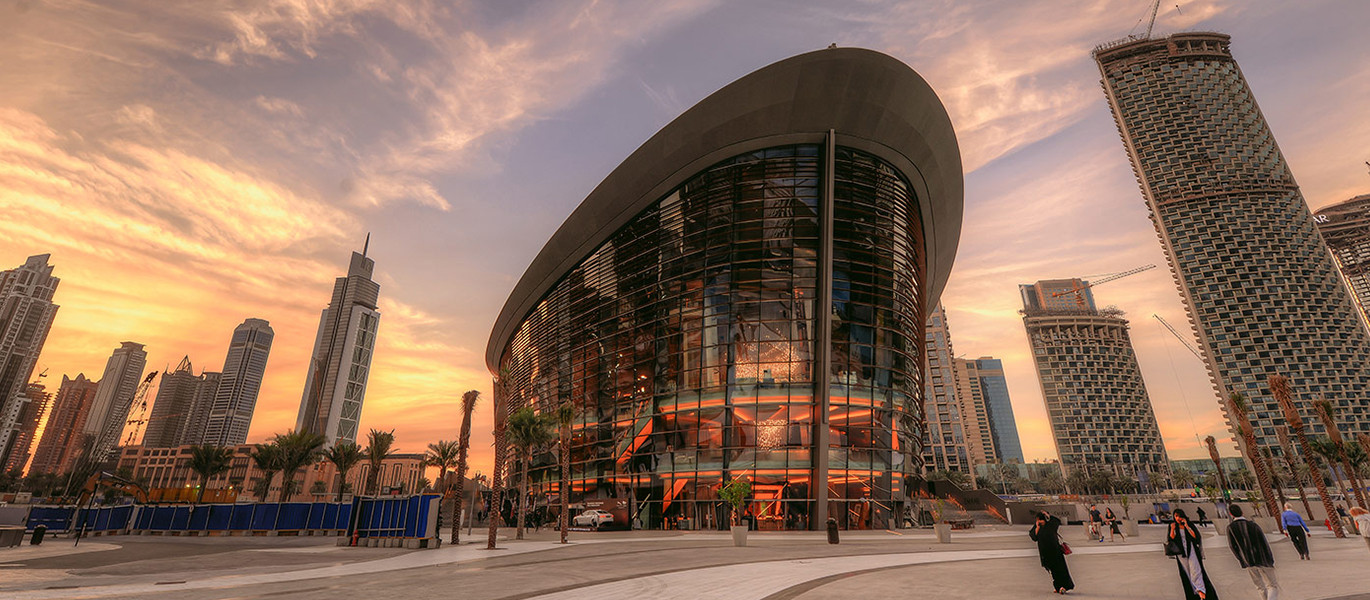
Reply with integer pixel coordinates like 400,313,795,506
826,518,839,544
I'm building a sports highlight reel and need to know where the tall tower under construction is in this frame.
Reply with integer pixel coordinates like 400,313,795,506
1095,32,1370,453
1020,280,1170,484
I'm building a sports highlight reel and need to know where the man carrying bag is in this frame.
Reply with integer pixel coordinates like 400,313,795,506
1226,504,1279,600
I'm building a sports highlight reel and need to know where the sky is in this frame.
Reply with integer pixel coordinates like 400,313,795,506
3,0,1369,476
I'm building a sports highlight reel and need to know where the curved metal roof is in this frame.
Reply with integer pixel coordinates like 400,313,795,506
487,47,963,372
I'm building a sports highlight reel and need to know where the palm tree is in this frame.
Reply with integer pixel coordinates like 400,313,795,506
1229,392,1278,518
1315,399,1367,508
451,390,479,545
1066,469,1090,495
1170,466,1195,490
507,407,554,541
187,445,235,503
1204,436,1230,497
1276,427,1314,523
250,442,282,502
1310,437,1351,510
424,440,460,492
487,372,512,550
274,430,327,502
1039,471,1066,494
321,441,364,502
552,404,574,544
1270,374,1345,537
364,429,396,495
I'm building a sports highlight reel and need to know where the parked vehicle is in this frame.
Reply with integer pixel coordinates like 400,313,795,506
572,509,614,528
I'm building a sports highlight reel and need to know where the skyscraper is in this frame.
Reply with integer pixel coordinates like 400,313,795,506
1021,280,1170,483
0,254,60,470
84,342,148,461
29,373,99,475
1314,194,1370,327
972,357,1024,464
956,357,1025,465
296,245,380,445
2,382,50,473
924,304,974,476
203,318,273,446
1096,32,1370,453
143,357,220,448
953,358,995,468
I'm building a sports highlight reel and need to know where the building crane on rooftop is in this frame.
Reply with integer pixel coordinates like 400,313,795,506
1154,314,1205,362
1050,264,1157,310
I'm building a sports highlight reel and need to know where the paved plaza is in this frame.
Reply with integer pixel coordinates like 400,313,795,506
3,525,1368,600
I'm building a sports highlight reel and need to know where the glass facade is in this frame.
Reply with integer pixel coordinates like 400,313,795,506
498,144,926,530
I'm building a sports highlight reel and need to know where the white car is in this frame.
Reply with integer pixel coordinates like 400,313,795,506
573,509,614,528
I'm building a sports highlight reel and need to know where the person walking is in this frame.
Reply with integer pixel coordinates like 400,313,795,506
1197,507,1209,527
1280,503,1311,560
1226,504,1279,600
1089,504,1104,542
1350,506,1370,554
1030,510,1075,594
1106,507,1126,541
1168,509,1219,600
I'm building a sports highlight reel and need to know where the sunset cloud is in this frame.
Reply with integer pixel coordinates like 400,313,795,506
3,0,1365,476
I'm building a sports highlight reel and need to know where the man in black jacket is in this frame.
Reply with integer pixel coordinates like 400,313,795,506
1227,504,1279,600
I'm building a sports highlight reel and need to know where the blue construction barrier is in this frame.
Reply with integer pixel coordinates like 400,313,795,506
350,494,439,540
26,506,76,533
23,497,438,539
26,501,365,535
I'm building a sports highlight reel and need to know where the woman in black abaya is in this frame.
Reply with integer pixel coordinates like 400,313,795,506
1030,510,1075,594
1167,509,1219,600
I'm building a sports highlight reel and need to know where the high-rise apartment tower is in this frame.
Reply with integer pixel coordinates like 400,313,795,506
957,357,1024,464
2,382,50,473
143,357,220,448
1314,194,1370,328
203,318,273,446
0,254,60,469
1096,33,1370,453
84,342,148,461
1021,280,1170,483
29,373,99,474
924,304,974,476
296,245,380,445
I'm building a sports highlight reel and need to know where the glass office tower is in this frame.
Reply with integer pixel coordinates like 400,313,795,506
488,48,963,530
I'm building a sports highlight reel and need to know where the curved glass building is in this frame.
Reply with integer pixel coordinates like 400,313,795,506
487,48,962,530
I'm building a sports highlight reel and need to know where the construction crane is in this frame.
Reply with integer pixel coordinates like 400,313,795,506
1050,264,1157,310
122,371,160,446
1153,314,1205,362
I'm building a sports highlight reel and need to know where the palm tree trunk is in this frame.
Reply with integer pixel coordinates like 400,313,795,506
560,423,569,545
1346,458,1367,509
1279,429,1316,523
197,474,208,504
516,453,528,540
1230,393,1279,518
452,394,476,546
487,380,509,550
1271,376,1345,537
336,471,345,503
1298,438,1345,537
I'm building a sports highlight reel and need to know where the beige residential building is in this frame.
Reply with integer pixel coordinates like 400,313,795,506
1314,194,1370,328
0,254,60,470
117,444,427,502
30,373,100,475
1096,32,1370,455
1021,280,1170,486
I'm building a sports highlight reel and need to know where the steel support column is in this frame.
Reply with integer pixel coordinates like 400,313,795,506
812,130,836,529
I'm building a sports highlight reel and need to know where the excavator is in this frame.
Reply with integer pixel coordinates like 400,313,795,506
76,471,149,505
